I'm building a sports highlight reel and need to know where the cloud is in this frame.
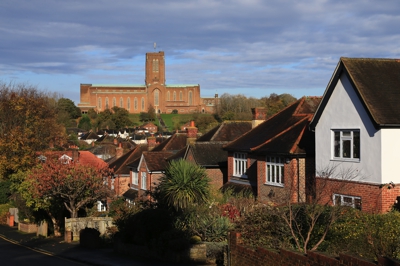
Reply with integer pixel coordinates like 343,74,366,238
1,0,400,102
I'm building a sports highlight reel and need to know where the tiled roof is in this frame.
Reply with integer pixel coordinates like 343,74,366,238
143,151,173,172
151,133,188,152
45,150,107,167
224,97,321,156
108,146,144,175
311,57,400,128
189,142,228,167
197,121,252,142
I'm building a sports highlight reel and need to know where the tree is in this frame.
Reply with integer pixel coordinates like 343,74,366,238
157,159,210,211
87,108,97,120
20,154,112,219
147,104,156,121
57,98,81,119
78,115,92,131
0,82,66,179
111,106,132,129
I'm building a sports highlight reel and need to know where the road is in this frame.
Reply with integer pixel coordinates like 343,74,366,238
0,236,88,266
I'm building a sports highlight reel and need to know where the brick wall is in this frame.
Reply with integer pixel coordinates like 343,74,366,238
315,177,400,213
228,231,400,266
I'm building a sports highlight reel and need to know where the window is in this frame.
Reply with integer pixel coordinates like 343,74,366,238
332,130,360,160
333,194,361,210
167,91,170,101
134,98,138,110
233,152,247,178
154,89,159,106
141,98,145,111
141,172,147,190
189,91,193,105
173,91,176,101
112,97,116,107
179,91,183,101
132,171,138,185
152,59,159,72
105,97,109,109
120,97,123,108
98,98,102,110
127,98,131,110
266,157,284,186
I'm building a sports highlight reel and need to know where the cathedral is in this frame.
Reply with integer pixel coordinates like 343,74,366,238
78,51,218,114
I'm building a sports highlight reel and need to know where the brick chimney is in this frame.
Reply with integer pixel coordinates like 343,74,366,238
116,142,123,158
147,134,157,150
251,107,267,128
71,148,79,162
186,120,198,144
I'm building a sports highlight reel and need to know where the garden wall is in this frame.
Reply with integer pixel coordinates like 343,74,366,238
65,217,114,242
228,231,400,266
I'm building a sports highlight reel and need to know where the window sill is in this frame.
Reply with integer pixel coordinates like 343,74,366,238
331,158,360,163
233,175,248,179
265,182,284,188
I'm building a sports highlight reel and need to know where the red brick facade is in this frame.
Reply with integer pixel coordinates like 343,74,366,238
78,51,218,114
316,177,400,213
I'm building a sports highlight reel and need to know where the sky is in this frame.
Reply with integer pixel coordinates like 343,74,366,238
1,0,400,104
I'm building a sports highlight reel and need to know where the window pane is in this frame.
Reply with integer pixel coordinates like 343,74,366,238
353,131,360,159
342,131,351,136
280,165,284,184
272,165,275,182
355,198,362,210
342,139,351,158
334,132,340,157
267,165,270,182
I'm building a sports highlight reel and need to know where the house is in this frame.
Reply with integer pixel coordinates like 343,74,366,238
170,121,252,188
223,97,321,204
309,57,400,213
141,122,158,133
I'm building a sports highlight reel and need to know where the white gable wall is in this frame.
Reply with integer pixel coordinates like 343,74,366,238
315,73,382,184
381,128,400,184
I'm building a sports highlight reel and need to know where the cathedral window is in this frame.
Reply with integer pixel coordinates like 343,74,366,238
112,97,116,107
189,91,193,106
154,89,159,106
141,98,145,111
167,91,170,101
134,98,138,110
127,98,131,110
152,59,159,72
179,91,183,101
120,97,123,108
105,98,109,109
173,91,176,101
98,98,102,110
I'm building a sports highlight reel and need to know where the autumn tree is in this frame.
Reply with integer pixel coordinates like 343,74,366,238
0,82,66,179
19,154,112,220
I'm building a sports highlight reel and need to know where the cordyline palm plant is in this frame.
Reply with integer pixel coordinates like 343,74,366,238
158,159,211,212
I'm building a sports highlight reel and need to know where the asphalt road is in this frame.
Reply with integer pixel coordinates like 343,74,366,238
0,236,88,266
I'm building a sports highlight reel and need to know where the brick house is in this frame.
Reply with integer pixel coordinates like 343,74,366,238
310,57,400,213
141,122,158,133
223,97,321,204
170,121,252,189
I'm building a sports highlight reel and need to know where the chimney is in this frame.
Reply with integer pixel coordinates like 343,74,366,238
186,120,198,144
71,148,79,162
113,138,118,145
251,107,267,128
147,134,157,150
116,143,123,158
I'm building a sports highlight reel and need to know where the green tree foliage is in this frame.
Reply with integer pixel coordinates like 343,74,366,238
147,104,156,121
78,115,92,131
57,98,81,119
0,82,66,179
87,108,98,120
157,159,211,211
0,180,11,204
261,93,297,116
94,107,132,130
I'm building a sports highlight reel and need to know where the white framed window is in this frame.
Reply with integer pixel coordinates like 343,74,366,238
333,194,361,210
233,152,247,178
266,157,284,186
332,130,360,160
141,172,147,190
132,171,138,185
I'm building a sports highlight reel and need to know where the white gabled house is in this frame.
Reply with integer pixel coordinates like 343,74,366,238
310,57,400,213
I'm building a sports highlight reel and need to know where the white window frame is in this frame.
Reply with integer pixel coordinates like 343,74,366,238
233,152,247,178
333,194,361,210
266,156,284,187
132,171,138,185
141,172,147,190
332,129,360,161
